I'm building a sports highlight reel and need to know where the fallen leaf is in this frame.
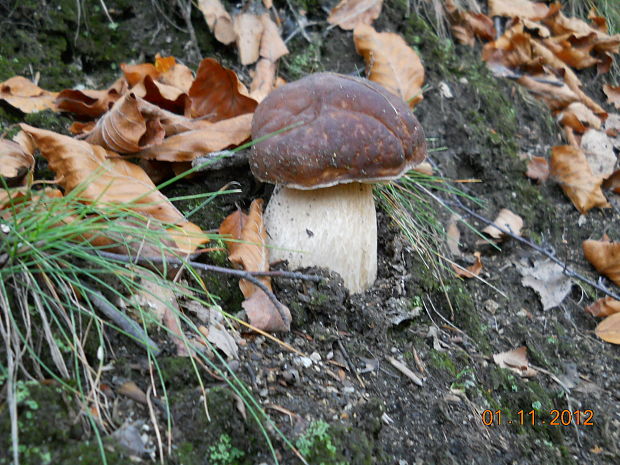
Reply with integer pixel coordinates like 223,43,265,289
558,102,601,133
595,313,620,344
197,0,236,45
259,14,289,62
603,84,620,109
446,214,462,256
583,239,620,286
354,23,425,107
234,12,263,65
56,78,127,118
327,0,383,30
482,208,523,240
157,58,194,94
550,145,609,213
452,251,483,278
516,258,573,310
250,58,277,102
580,129,616,178
19,124,206,254
493,346,538,377
525,156,549,183
586,297,620,318
602,169,620,194
0,76,58,113
132,75,188,115
84,93,166,153
488,0,549,20
219,199,291,332
136,113,252,161
0,138,34,186
193,305,239,360
121,62,159,87
189,58,257,121
445,0,495,46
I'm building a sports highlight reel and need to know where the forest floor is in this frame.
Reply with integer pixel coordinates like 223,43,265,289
0,1,619,464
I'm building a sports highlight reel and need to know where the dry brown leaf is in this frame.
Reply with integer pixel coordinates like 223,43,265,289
0,138,35,186
595,313,620,344
0,76,58,113
234,12,264,65
0,187,62,212
488,0,549,20
198,0,236,45
131,75,189,115
586,297,620,318
19,124,206,254
493,346,538,377
327,0,383,30
525,156,549,183
516,75,580,112
219,199,291,332
121,62,159,87
482,208,523,240
445,0,495,46
446,214,461,257
602,169,620,194
136,113,252,162
259,14,289,62
452,252,483,279
603,84,620,110
353,24,425,107
558,102,601,132
250,59,277,102
189,58,258,121
583,239,620,287
580,129,616,178
550,145,609,213
84,93,166,154
157,59,194,94
56,78,127,118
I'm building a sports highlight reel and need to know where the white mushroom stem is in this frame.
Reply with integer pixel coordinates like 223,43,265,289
264,183,377,293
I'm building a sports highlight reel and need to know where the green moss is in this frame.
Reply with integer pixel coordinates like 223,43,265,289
23,110,73,135
428,350,458,376
282,40,323,81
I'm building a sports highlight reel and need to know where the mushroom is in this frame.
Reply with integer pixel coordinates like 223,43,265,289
250,73,426,293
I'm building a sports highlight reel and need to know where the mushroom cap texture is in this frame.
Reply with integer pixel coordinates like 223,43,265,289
250,72,427,189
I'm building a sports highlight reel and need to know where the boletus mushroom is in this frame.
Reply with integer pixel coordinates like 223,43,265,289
250,72,427,293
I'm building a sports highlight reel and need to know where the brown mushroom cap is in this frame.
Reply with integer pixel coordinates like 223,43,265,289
250,72,427,189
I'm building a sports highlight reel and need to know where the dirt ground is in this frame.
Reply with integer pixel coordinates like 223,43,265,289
1,1,619,464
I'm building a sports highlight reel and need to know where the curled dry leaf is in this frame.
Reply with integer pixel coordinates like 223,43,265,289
482,208,523,240
0,138,34,186
602,169,620,194
603,84,620,110
250,58,277,102
327,0,383,31
0,76,58,113
516,258,572,310
586,297,620,318
488,0,549,20
595,313,620,345
583,239,620,287
84,93,166,154
56,78,127,118
452,251,483,279
580,129,616,178
156,58,194,94
19,124,206,254
493,346,538,377
198,0,236,45
132,75,188,115
550,145,609,213
558,102,601,133
219,199,291,332
259,14,288,62
354,24,424,107
234,12,263,66
136,113,252,162
445,0,495,46
189,58,257,121
121,62,158,87
525,156,549,183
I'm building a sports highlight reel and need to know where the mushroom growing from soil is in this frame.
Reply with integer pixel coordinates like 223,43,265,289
250,72,427,293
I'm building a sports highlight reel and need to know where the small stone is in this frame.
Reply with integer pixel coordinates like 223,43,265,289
343,386,355,394
310,351,321,362
326,351,334,360
293,356,313,368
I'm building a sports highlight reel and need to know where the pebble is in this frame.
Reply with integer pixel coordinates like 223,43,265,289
310,351,321,362
293,356,313,368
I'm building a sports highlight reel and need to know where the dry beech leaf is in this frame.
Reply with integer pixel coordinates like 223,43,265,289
482,208,523,240
327,0,383,31
157,59,194,94
446,214,462,257
259,14,288,62
602,169,620,194
219,199,291,332
19,124,206,254
354,24,424,107
580,129,616,178
84,93,166,154
198,0,236,45
525,156,549,183
0,187,62,212
516,258,572,310
56,78,127,118
595,313,620,345
0,76,58,113
131,75,189,115
493,346,538,377
250,59,277,102
0,138,35,186
586,297,620,318
121,62,159,87
234,12,263,66
136,113,252,162
603,84,620,110
488,0,549,20
583,239,620,287
452,252,483,279
550,145,609,213
558,102,601,133
445,0,495,46
189,58,257,122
